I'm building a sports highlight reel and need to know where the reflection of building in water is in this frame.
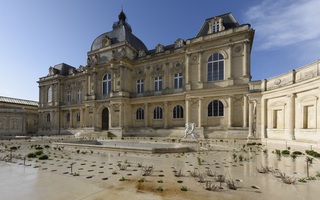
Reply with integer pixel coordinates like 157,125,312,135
0,96,38,136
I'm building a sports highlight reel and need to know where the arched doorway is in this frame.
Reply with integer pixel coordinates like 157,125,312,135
102,108,109,130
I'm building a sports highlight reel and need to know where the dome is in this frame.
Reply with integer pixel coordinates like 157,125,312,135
90,11,148,52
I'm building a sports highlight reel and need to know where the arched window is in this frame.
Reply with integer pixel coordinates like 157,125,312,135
208,100,224,117
136,108,144,120
207,53,224,81
173,105,184,119
47,86,52,103
46,113,51,122
103,73,112,96
153,107,163,119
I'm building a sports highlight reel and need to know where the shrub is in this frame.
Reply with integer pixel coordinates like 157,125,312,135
292,151,303,155
10,146,18,150
281,150,290,155
39,154,49,160
27,153,37,158
35,146,43,150
305,150,320,157
35,150,43,156
44,145,50,148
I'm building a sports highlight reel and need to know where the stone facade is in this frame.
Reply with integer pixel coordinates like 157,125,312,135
38,12,254,138
0,96,38,136
36,11,320,143
248,60,320,142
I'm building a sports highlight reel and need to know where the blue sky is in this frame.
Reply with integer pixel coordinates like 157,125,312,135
0,0,319,101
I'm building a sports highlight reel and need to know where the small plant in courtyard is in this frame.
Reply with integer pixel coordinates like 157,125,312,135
216,174,226,188
226,179,239,190
205,181,219,191
174,169,184,177
119,164,127,171
119,176,128,181
197,156,202,165
141,165,154,176
190,169,199,177
138,177,145,182
156,186,164,192
180,186,188,191
298,177,307,183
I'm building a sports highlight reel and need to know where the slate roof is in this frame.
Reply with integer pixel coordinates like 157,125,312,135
49,63,76,76
0,96,38,107
196,13,240,38
91,11,148,52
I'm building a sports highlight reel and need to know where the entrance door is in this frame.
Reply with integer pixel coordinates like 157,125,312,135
102,108,109,130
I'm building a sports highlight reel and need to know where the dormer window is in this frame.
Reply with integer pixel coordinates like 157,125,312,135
208,17,225,34
174,38,184,48
155,44,164,53
138,50,146,57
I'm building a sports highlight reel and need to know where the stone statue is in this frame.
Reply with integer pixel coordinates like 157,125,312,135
183,122,199,139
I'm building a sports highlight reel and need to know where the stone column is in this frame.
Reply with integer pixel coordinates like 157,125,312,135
164,101,168,128
261,98,267,138
185,98,190,123
248,101,254,138
228,96,233,127
287,94,296,140
144,103,149,127
185,54,190,83
112,70,117,93
81,108,85,128
119,103,123,127
92,68,97,96
198,98,203,128
69,109,73,128
243,95,248,127
243,41,249,77
227,44,233,80
198,51,203,82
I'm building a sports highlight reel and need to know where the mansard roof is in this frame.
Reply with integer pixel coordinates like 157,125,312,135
90,11,148,52
48,63,76,76
196,13,240,38
0,96,38,107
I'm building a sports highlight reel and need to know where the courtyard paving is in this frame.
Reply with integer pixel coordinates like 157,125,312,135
1,136,320,200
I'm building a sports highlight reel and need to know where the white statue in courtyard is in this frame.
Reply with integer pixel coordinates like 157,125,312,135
183,122,199,139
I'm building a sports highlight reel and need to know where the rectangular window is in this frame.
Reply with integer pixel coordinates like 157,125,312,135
174,73,183,89
137,79,144,94
77,90,82,101
303,106,315,129
67,91,71,102
154,76,162,91
273,110,283,129
76,113,80,122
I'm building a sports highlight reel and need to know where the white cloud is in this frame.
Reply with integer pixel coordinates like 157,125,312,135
246,0,320,50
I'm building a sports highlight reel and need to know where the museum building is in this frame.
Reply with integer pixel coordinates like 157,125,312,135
37,11,320,142
0,96,38,136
